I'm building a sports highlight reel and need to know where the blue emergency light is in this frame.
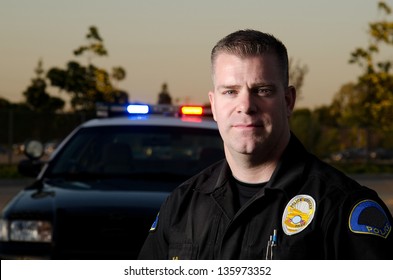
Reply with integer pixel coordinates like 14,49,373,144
127,104,149,114
96,102,211,118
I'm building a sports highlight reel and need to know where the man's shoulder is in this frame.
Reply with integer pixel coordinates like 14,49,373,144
306,154,375,196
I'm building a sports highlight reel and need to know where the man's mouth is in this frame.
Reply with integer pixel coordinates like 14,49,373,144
233,123,263,128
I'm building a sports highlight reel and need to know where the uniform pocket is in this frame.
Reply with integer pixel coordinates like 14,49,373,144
168,243,198,260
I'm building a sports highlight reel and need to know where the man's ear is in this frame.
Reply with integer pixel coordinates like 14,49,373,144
208,91,217,121
285,86,296,117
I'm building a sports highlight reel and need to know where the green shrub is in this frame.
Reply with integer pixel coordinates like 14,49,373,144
330,161,393,174
0,164,23,178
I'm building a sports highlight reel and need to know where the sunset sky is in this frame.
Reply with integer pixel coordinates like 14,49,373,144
1,0,390,109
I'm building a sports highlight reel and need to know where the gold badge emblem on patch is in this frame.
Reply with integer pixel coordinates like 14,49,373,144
282,195,316,235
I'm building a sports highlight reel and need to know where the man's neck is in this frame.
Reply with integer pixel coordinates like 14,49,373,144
228,157,277,183
225,134,290,184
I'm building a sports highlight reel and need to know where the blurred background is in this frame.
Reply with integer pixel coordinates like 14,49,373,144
1,0,393,175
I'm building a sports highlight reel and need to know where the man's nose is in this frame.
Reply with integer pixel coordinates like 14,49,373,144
236,91,257,114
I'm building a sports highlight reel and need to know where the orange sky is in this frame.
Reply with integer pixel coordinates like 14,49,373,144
0,0,390,110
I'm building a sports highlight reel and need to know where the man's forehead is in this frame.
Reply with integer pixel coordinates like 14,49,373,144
213,52,280,68
212,53,285,89
213,53,281,74
214,50,277,60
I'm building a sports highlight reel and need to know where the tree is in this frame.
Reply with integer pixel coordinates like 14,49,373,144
325,2,393,153
111,67,128,103
290,108,317,150
111,67,126,82
0,97,11,109
330,83,369,128
23,59,65,113
289,58,309,99
290,106,342,158
157,83,172,105
47,26,128,111
348,1,393,131
73,26,108,62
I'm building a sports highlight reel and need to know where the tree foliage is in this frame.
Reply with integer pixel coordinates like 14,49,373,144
289,58,308,99
22,59,65,113
73,26,108,59
330,83,369,128
47,26,128,111
345,1,393,130
157,83,172,105
290,107,341,158
317,1,393,154
291,2,393,157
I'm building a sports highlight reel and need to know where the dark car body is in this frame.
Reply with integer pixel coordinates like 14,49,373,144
0,107,223,259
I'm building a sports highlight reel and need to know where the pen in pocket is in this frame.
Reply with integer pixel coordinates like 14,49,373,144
265,229,277,260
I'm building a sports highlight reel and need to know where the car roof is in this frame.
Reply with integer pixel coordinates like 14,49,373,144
80,115,219,130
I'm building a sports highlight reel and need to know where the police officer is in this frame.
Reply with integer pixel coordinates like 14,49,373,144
138,29,393,259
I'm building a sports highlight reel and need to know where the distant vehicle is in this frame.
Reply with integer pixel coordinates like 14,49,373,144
0,103,224,259
369,148,393,160
330,148,369,162
331,147,393,162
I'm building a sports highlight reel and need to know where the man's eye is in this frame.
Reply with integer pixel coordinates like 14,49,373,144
224,90,236,95
255,88,273,96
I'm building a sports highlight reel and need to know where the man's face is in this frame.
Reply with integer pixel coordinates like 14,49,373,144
209,52,295,159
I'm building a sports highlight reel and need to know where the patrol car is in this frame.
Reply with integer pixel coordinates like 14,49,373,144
0,104,224,259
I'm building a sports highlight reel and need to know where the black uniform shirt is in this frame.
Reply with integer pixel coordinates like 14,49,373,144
138,135,393,259
232,177,267,208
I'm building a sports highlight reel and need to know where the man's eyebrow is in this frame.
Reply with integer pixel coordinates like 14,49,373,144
216,84,241,90
252,82,276,87
217,83,276,90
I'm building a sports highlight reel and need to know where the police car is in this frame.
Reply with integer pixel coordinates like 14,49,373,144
0,104,224,259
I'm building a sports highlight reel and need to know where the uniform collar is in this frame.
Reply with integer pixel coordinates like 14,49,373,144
193,160,231,194
264,133,309,197
195,133,309,198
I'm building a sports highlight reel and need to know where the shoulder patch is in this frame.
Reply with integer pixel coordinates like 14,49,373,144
150,212,159,232
349,200,391,239
282,194,316,235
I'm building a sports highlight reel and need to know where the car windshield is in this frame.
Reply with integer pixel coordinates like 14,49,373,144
46,125,224,181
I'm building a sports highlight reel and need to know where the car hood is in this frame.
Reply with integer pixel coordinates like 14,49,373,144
3,179,171,215
2,178,173,259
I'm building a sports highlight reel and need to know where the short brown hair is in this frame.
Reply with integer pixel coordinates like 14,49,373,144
211,29,289,86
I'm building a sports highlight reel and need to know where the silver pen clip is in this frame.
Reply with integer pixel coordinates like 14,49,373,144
265,235,272,260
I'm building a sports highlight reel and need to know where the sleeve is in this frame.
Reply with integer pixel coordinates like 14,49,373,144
328,189,393,259
138,196,171,260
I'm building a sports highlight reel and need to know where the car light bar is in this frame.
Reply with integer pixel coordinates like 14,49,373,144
127,104,149,114
180,106,203,116
96,103,212,118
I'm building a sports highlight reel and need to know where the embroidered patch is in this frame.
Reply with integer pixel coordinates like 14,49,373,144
349,200,391,238
150,213,159,232
282,195,316,235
